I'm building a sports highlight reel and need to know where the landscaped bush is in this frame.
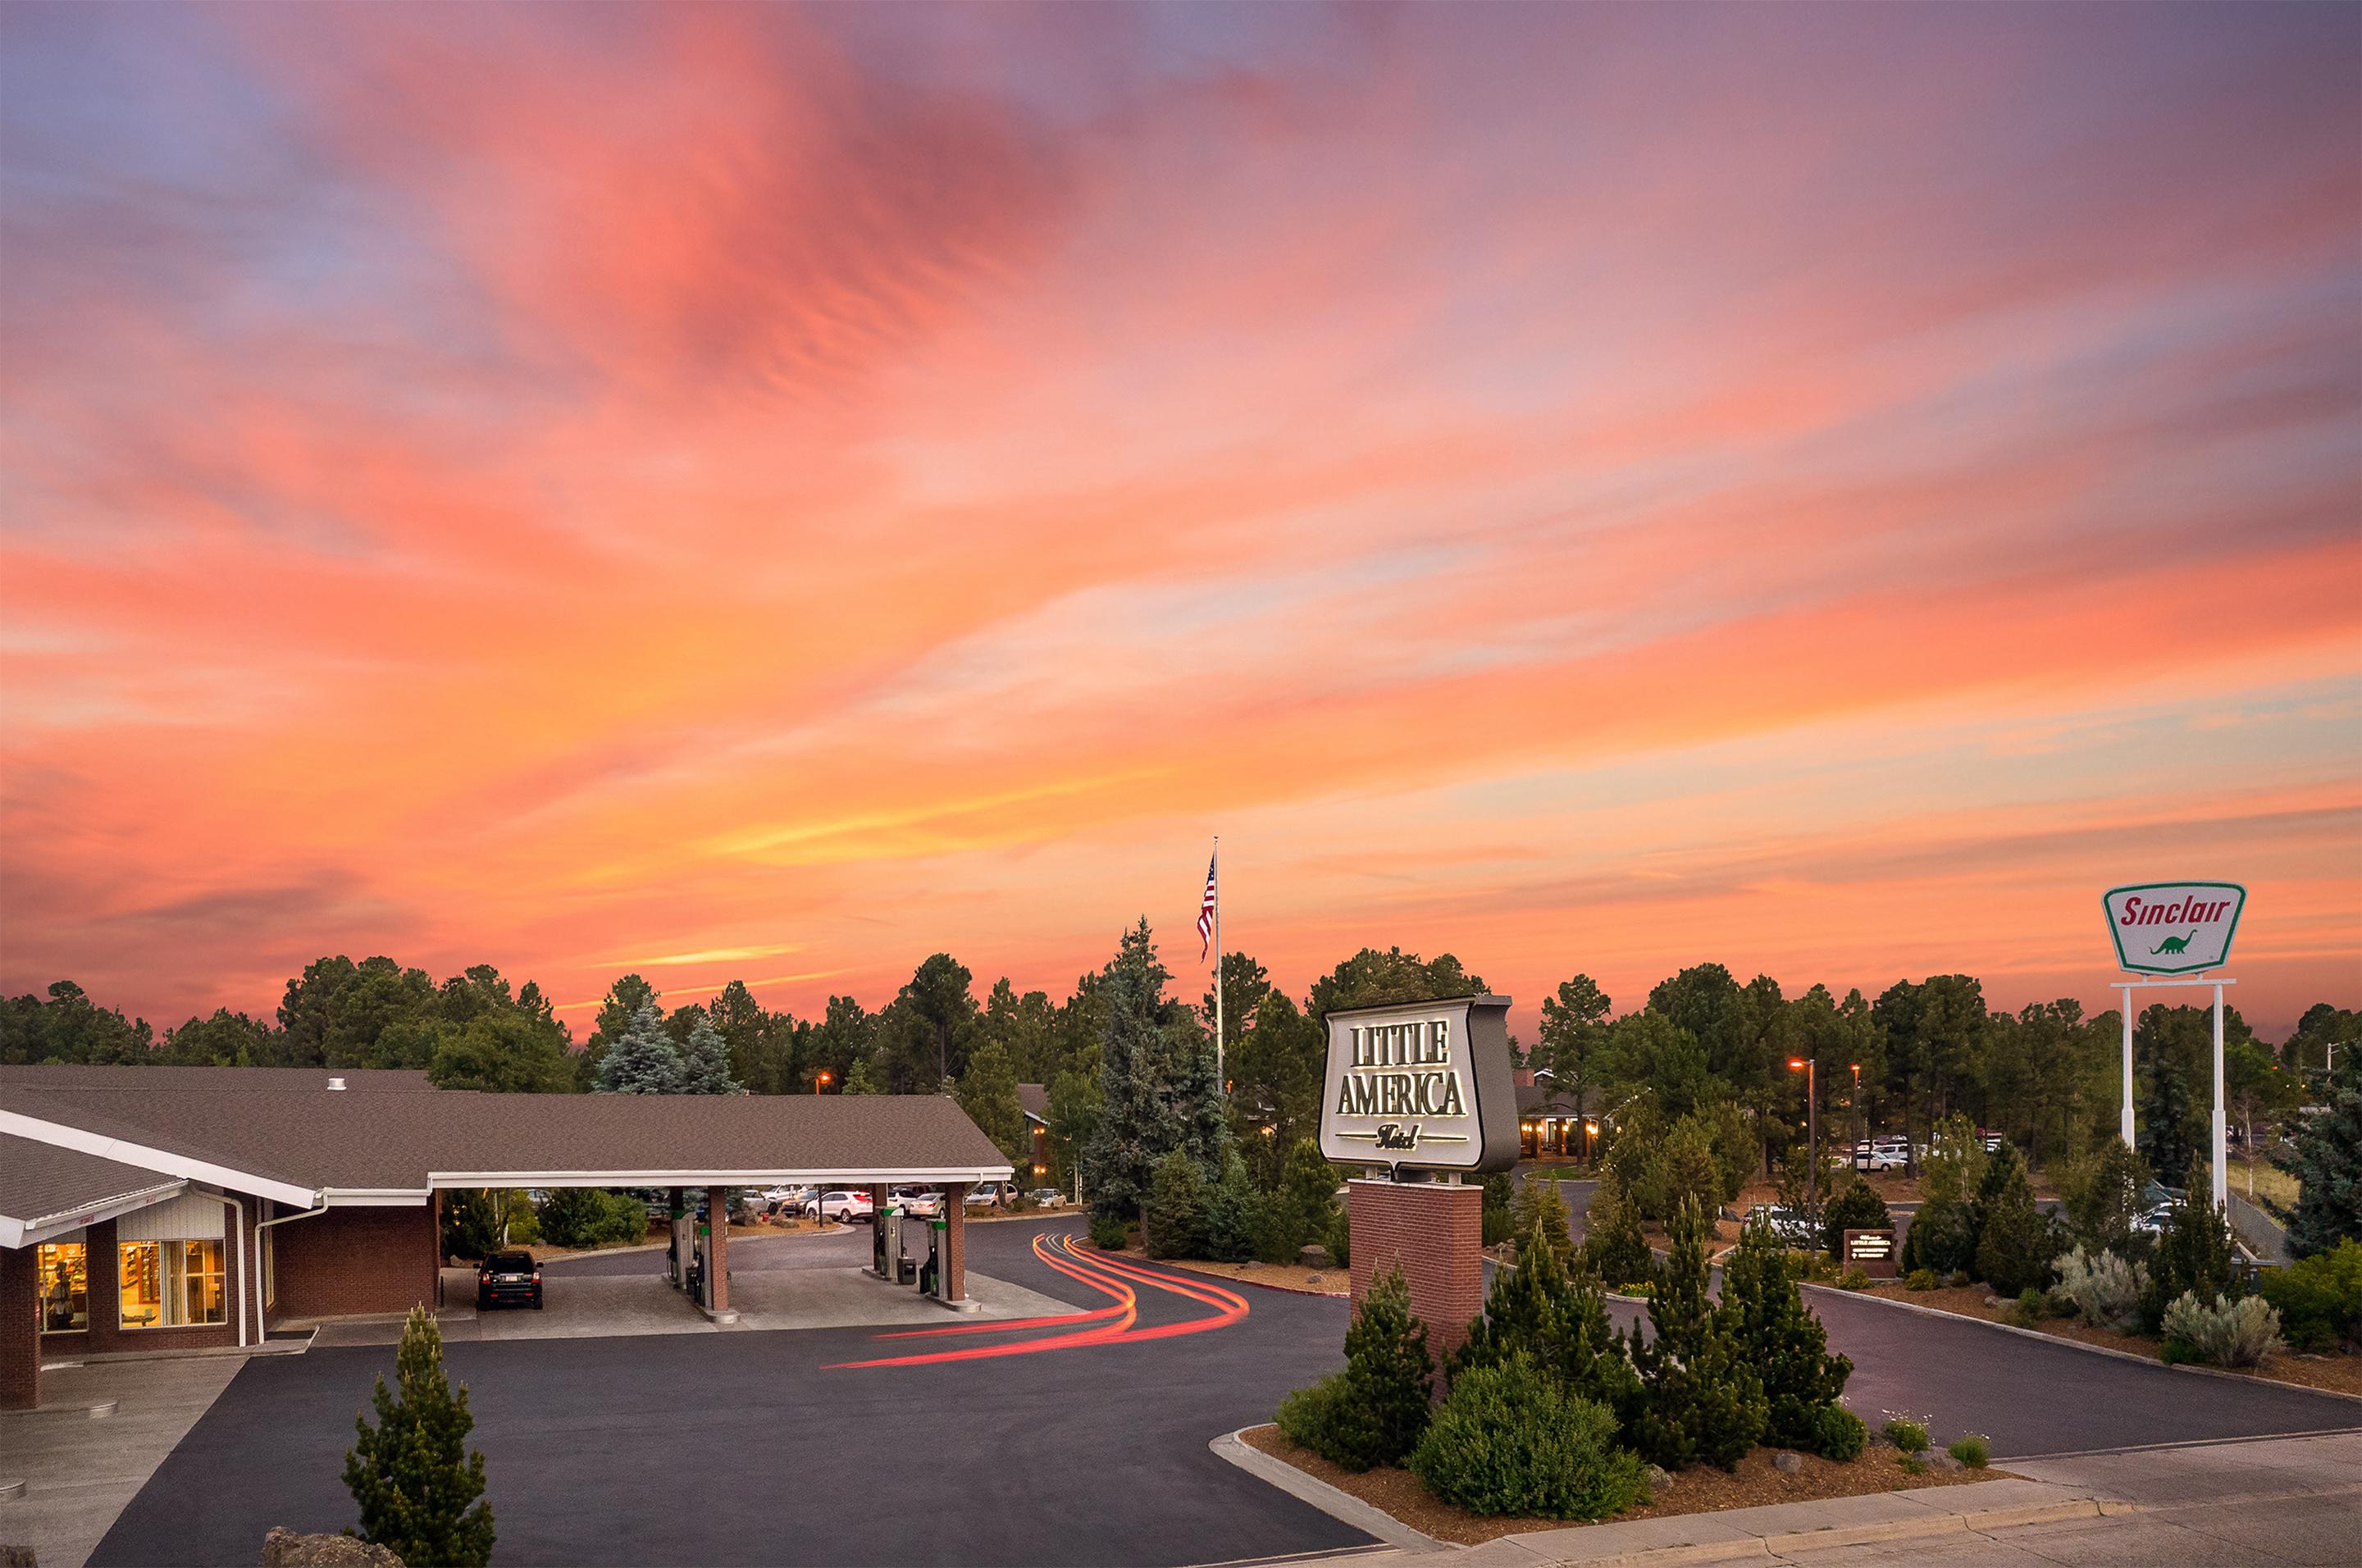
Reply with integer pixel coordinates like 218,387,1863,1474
2059,1141,2151,1256
536,1187,646,1250
2052,1247,2149,1333
1818,1176,1892,1259
2161,1292,2285,1368
1808,1404,1867,1461
1948,1434,1991,1469
1881,1417,1929,1455
1275,1375,1369,1464
1088,1210,1129,1251
1838,1267,1872,1291
1407,1355,1648,1520
2255,1239,2362,1353
1480,1174,1516,1248
1327,1207,1350,1269
1203,1153,1264,1264
1904,1268,1938,1292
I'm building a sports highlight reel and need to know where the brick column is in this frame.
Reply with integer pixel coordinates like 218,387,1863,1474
84,1219,122,1354
1,1245,39,1410
1347,1178,1484,1361
940,1183,967,1305
705,1187,729,1315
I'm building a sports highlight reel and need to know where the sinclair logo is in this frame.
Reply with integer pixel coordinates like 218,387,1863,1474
2103,882,2246,976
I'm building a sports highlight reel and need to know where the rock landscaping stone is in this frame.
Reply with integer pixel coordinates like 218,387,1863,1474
1298,1244,1333,1269
1929,1452,1964,1472
258,1527,404,1567
1773,1451,1804,1475
1646,1463,1675,1491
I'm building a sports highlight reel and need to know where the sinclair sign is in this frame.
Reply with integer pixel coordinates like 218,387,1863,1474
2103,882,2246,976
1318,995,1517,1174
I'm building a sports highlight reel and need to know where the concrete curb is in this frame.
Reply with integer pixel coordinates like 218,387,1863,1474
1556,1497,2112,1567
1806,1283,2362,1406
1210,1429,1448,1555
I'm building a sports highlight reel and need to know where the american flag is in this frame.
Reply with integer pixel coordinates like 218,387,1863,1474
1196,851,1218,961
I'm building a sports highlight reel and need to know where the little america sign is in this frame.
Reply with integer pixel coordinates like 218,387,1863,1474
2103,882,2246,976
1318,995,1517,1174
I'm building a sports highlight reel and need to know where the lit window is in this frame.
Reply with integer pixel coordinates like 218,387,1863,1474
117,1240,226,1329
36,1242,87,1333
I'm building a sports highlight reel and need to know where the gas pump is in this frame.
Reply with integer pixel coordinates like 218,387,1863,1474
925,1217,947,1300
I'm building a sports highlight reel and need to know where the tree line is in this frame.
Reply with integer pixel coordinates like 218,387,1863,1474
4,944,2353,1201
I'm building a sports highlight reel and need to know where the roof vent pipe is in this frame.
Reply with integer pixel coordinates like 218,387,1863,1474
327,1076,347,1091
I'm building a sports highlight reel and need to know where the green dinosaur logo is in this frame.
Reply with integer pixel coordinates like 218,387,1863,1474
2150,931,2196,956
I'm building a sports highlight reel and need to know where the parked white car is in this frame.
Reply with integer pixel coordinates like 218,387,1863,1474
890,1186,942,1218
1026,1187,1066,1209
964,1182,1017,1210
1744,1204,1819,1248
804,1190,873,1224
1852,1141,1908,1173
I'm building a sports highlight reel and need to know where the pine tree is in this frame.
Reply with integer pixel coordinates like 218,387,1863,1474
1581,1167,1652,1288
1086,918,1227,1224
2279,1055,2362,1259
2139,1056,2201,1190
1724,1216,1853,1452
2143,1197,2239,1329
595,996,687,1094
1511,1176,1570,1251
1972,1142,2054,1297
1279,1137,1342,1260
954,1038,1030,1168
2063,1140,2152,1255
1204,1151,1264,1264
1343,1265,1434,1466
1817,1174,1891,1258
678,1011,741,1095
1145,1147,1210,1260
1629,1198,1767,1471
344,1307,495,1568
1452,1206,1640,1423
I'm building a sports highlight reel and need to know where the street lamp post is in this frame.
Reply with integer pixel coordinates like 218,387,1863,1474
1849,1063,1861,1169
1789,1057,1817,1206
816,1070,832,1095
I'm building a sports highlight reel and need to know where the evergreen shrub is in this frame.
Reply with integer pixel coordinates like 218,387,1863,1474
2161,1292,2284,1367
1948,1434,1991,1469
2255,1239,2362,1352
1818,1177,1891,1258
1407,1356,1648,1520
2278,1056,2362,1259
1274,1266,1433,1470
1629,1200,1767,1471
344,1307,495,1567
2142,1199,2240,1331
1721,1217,1854,1453
1146,1149,1210,1260
2052,1247,2148,1333
1810,1404,1867,1461
1088,1210,1129,1251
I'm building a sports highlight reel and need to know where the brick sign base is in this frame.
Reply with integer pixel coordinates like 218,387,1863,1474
1347,1178,1484,1361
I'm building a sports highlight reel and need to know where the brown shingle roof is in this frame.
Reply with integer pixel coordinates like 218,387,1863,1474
0,1065,432,1092
2,1068,1013,1198
1016,1083,1049,1122
0,1133,182,1232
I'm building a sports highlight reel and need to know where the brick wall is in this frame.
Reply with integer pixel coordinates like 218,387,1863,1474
942,1184,967,1302
270,1205,437,1324
2,1245,39,1410
1347,1178,1484,1361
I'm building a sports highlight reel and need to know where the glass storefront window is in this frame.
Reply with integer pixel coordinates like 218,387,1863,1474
36,1242,87,1333
118,1239,226,1329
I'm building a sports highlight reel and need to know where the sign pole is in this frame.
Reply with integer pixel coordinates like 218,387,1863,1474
2119,1001,2136,1151
2210,981,2227,1210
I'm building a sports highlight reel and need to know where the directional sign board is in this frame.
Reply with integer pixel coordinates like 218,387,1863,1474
2103,882,2246,975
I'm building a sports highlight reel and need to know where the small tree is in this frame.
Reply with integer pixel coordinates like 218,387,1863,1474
1973,1143,2056,1297
1344,1265,1434,1464
1203,1151,1263,1264
1274,1137,1340,1261
2278,1055,2361,1259
1900,1115,1986,1275
1629,1198,1767,1470
2143,1197,2240,1330
344,1307,495,1568
1511,1176,1571,1249
1818,1175,1890,1259
1144,1148,1209,1260
1660,1115,1722,1219
2061,1141,2152,1256
595,996,687,1094
1722,1216,1854,1454
1581,1166,1652,1288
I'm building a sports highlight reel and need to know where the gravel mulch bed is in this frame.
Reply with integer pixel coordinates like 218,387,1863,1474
1238,1424,1997,1547
1855,1282,2362,1399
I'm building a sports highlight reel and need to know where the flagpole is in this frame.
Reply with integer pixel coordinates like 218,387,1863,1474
1212,837,1224,1101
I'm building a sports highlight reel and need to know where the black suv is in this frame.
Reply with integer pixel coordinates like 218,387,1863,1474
477,1250,543,1310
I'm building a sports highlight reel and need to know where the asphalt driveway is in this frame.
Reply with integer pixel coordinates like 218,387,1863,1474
90,1218,1366,1568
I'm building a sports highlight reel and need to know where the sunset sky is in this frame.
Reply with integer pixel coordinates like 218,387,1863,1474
2,3,2356,1041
